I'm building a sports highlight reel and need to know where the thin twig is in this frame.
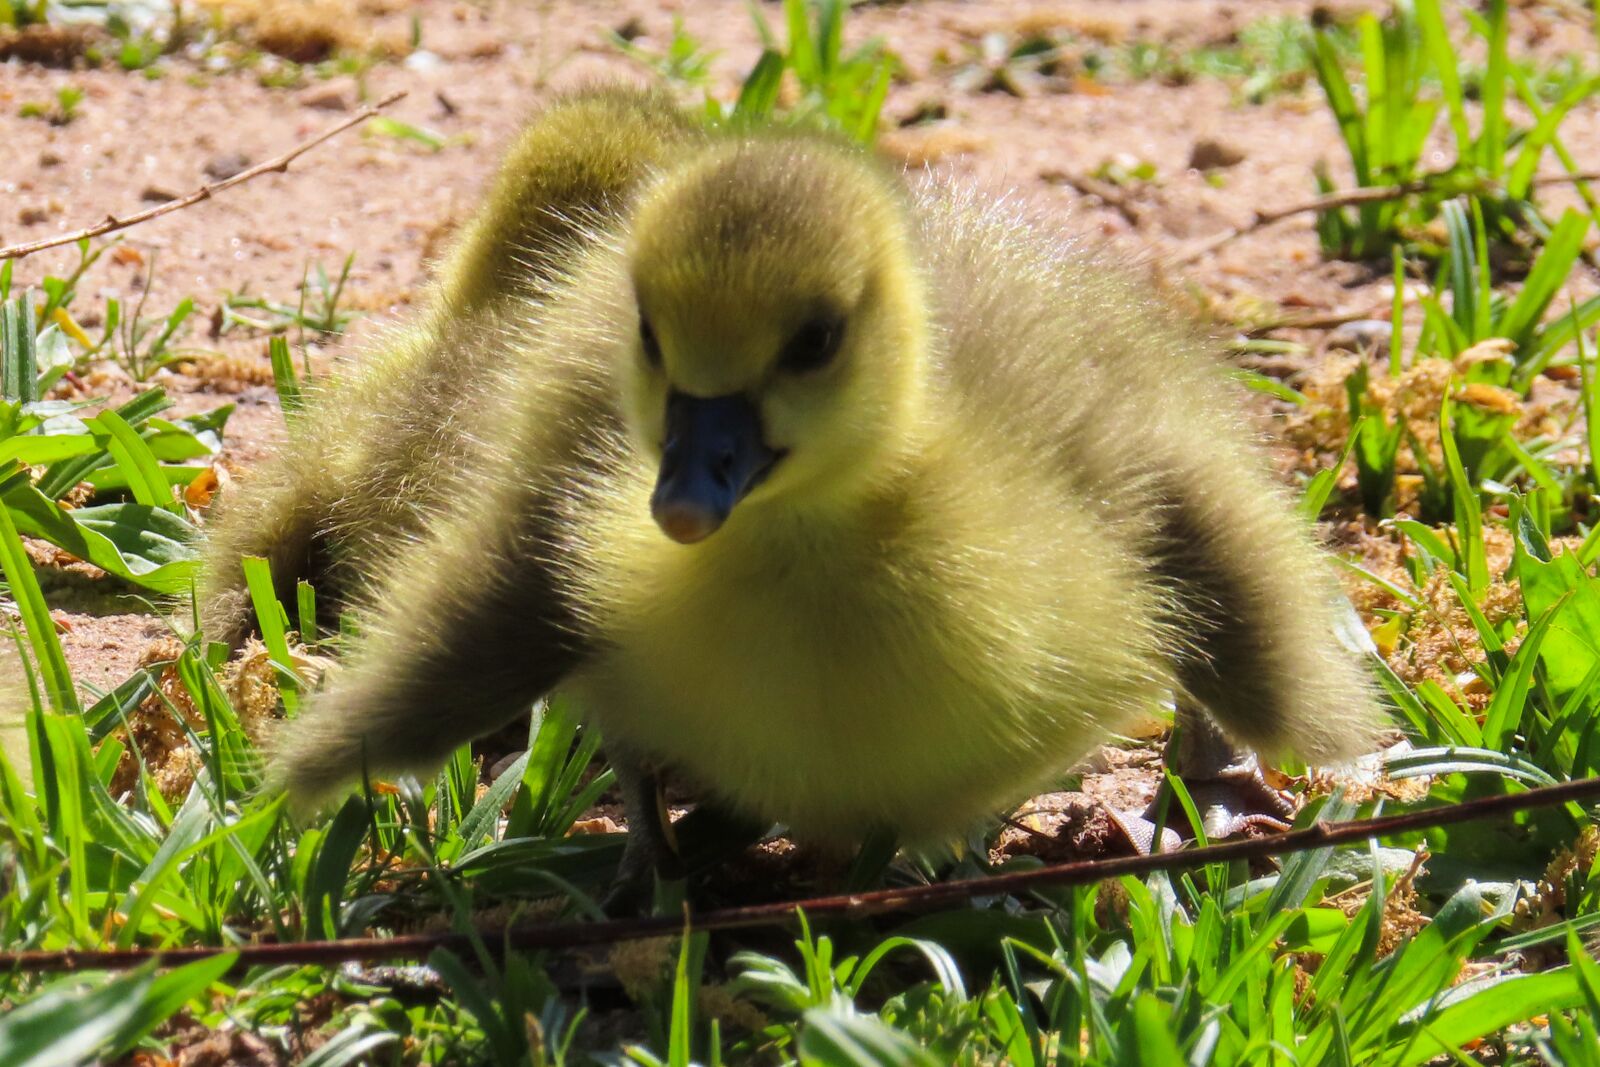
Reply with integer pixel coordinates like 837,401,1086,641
1241,306,1398,336
4,774,1597,975
1043,170,1146,228
1173,170,1600,266
1205,294,1423,342
0,91,408,262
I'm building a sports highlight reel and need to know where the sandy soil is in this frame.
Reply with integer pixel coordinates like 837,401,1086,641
2,0,1597,834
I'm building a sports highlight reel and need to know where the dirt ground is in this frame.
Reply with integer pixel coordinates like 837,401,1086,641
2,0,1598,803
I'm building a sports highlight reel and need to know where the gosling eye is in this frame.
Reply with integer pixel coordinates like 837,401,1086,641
639,315,664,369
778,315,845,375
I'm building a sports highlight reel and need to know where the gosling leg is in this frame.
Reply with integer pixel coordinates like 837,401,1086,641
1108,701,1295,855
606,753,684,914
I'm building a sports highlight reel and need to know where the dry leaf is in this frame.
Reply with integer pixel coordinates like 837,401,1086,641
184,467,221,508
1455,382,1521,415
1455,337,1516,366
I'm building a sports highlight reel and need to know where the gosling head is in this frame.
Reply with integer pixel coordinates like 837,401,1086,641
623,137,928,544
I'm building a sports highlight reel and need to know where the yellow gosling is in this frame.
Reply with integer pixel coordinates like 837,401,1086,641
200,89,1382,892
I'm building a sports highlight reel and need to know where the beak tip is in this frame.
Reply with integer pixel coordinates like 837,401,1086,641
653,501,722,544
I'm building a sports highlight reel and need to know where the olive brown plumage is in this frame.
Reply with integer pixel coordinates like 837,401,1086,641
200,86,1381,884
198,86,697,645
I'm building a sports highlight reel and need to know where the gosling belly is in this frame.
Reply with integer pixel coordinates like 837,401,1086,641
563,468,1177,844
571,630,1164,845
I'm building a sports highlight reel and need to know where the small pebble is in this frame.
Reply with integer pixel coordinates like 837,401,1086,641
1322,846,1419,887
1189,137,1246,171
1326,318,1392,354
404,49,444,73
203,152,252,181
297,78,355,111
487,750,525,780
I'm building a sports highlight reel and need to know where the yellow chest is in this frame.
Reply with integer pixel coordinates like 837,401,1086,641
561,465,1171,844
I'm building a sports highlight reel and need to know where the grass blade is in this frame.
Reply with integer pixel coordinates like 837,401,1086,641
241,555,299,713
1440,397,1487,594
0,465,75,712
268,336,303,420
90,409,177,512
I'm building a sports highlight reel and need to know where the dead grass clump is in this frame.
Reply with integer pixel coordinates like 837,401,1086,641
109,635,328,800
165,1027,280,1067
1308,763,1433,805
994,5,1126,44
1342,524,1523,704
200,0,363,62
1291,341,1534,477
0,23,95,66
176,352,278,390
609,936,676,1002
878,125,991,168
1093,876,1131,929
1323,849,1430,959
1513,825,1600,934
1285,340,1579,505
698,984,771,1035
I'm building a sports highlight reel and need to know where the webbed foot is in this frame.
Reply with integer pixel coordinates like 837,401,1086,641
604,755,685,916
1110,702,1295,855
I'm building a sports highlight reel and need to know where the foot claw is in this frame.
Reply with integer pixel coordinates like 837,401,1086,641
1142,761,1296,845
1107,808,1183,856
1160,704,1298,843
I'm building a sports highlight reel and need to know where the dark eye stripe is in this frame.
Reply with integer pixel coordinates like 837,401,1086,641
779,315,845,374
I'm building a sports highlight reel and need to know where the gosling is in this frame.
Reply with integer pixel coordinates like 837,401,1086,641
202,87,1380,887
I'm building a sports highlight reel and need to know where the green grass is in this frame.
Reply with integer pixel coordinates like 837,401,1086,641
1,0,415,79
219,253,361,342
2,0,178,74
610,17,718,89
5,239,209,383
1324,199,1597,526
1310,0,1600,261
1112,15,1360,103
612,0,893,144
941,14,1362,105
108,250,200,382
0,245,230,590
2,592,1599,1066
18,85,84,125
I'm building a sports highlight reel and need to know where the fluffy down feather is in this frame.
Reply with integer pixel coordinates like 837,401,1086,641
202,88,1381,845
